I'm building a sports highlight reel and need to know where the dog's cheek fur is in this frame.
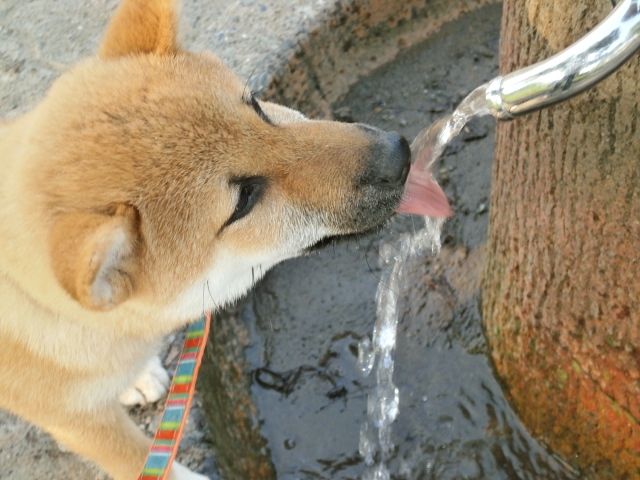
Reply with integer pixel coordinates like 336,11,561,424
48,204,140,311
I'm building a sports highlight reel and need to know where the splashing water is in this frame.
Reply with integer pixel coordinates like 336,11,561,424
357,83,492,479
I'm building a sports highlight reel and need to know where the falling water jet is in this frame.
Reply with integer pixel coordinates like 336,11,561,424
357,85,488,478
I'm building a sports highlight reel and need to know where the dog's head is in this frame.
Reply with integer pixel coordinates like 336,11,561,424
20,0,410,321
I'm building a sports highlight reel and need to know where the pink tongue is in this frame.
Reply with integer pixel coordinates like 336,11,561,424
396,164,452,218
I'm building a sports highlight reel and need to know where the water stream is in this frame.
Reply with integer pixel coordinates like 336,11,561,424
357,84,492,479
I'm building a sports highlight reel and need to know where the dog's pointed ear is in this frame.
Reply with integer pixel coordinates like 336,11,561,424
49,204,141,311
98,0,180,59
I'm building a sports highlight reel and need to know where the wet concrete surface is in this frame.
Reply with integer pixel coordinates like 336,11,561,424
222,5,584,479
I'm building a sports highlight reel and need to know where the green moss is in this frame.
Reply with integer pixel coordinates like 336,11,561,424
557,368,568,389
607,398,638,426
611,400,623,417
571,360,582,374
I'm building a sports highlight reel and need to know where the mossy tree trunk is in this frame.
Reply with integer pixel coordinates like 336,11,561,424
483,0,640,477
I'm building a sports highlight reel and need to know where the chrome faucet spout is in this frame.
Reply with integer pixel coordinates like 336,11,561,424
486,0,640,119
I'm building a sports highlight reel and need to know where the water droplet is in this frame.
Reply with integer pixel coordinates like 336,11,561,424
359,421,376,465
357,337,375,376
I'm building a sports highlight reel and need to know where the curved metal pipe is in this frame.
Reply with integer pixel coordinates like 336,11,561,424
486,0,640,119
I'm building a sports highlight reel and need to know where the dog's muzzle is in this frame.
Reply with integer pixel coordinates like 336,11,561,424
358,127,411,188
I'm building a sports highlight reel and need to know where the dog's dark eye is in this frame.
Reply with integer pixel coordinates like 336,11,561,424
249,93,273,125
225,177,266,226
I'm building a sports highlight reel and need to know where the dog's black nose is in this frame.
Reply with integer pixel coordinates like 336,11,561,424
367,130,411,186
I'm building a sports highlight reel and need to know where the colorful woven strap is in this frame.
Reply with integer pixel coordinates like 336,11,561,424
138,312,211,480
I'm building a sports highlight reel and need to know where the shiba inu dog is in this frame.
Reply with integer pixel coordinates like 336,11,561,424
0,0,429,478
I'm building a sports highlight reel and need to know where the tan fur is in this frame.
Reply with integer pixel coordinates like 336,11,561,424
0,1,409,479
99,0,180,58
49,203,141,310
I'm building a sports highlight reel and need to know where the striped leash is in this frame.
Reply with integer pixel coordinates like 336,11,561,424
138,312,211,480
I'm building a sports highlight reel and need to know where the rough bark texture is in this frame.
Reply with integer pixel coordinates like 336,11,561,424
483,0,640,477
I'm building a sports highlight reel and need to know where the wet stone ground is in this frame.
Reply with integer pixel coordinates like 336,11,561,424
229,5,584,480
